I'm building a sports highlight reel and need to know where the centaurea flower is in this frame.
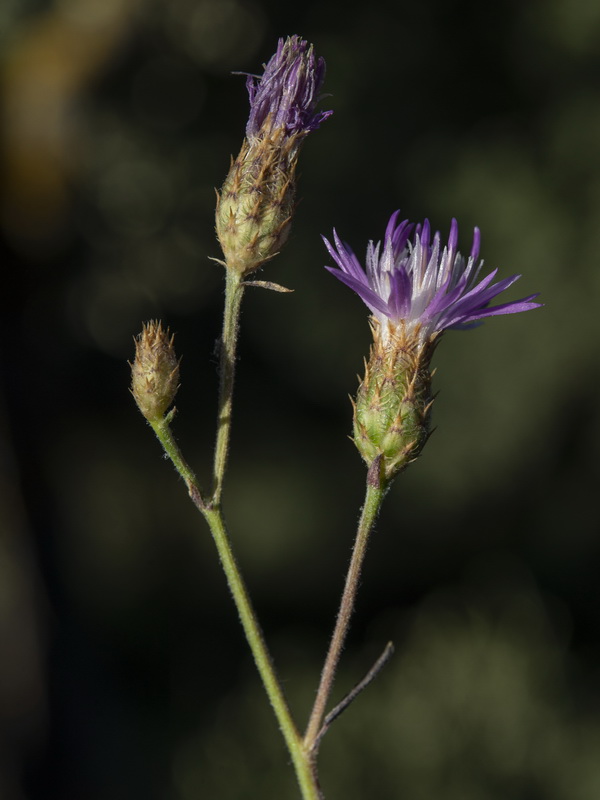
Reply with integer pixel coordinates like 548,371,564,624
324,212,541,481
324,210,540,344
216,36,332,276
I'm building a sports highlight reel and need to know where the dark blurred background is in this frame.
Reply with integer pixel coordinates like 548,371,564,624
1,0,600,798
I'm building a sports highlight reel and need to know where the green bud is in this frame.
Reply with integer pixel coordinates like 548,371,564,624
131,321,179,422
353,324,434,483
215,129,299,276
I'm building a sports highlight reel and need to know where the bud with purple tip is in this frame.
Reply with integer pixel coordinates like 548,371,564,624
216,36,332,276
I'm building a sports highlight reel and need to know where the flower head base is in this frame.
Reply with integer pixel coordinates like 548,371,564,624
216,36,332,276
324,211,541,344
353,320,435,483
325,212,541,482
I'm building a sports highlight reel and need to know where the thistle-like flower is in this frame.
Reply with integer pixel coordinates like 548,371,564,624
324,212,541,482
324,210,540,343
216,36,332,276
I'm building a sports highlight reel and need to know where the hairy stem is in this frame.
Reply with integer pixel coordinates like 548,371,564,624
151,417,321,800
212,268,245,506
202,506,321,800
304,473,386,754
150,416,206,509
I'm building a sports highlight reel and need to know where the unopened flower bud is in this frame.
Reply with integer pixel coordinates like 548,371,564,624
131,321,179,422
353,323,434,483
216,36,332,276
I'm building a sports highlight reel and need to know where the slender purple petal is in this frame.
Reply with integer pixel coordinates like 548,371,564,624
457,295,542,320
470,227,481,261
385,209,403,243
324,267,391,317
332,230,366,280
448,218,458,254
387,267,412,319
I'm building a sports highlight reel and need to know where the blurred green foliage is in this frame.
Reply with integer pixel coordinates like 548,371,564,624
2,0,600,798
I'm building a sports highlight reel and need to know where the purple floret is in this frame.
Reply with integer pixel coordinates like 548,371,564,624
245,35,333,139
324,211,541,341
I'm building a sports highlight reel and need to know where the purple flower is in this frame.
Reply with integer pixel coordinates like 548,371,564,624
324,211,541,342
245,35,333,140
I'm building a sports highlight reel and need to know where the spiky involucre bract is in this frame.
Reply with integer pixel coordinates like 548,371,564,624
353,322,435,483
215,128,299,276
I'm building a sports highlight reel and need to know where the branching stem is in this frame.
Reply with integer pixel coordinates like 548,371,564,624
151,417,321,800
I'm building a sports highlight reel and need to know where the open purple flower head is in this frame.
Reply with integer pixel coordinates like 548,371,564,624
245,35,333,140
324,211,541,342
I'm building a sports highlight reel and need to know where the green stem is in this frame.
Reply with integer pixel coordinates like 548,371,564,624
202,506,321,800
150,416,206,509
304,473,386,754
212,268,245,506
151,417,321,800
